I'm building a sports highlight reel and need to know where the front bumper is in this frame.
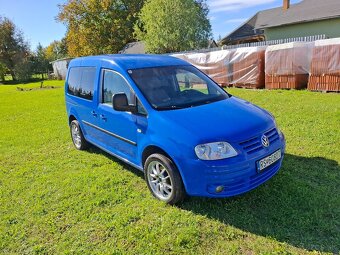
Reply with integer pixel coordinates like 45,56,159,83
177,133,286,198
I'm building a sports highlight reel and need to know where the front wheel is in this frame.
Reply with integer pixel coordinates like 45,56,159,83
70,120,89,150
144,153,186,205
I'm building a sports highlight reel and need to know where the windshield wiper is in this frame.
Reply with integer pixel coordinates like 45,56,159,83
154,105,185,110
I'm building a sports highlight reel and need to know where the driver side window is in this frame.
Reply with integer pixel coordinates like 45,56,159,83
102,70,133,105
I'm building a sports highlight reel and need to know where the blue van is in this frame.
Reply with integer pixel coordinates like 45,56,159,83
65,54,285,204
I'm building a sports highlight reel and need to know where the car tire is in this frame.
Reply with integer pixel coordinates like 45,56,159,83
144,153,186,205
70,120,89,150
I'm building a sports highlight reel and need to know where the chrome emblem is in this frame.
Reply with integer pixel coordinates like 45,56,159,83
261,135,270,147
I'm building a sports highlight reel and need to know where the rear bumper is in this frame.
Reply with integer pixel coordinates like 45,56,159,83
177,134,286,198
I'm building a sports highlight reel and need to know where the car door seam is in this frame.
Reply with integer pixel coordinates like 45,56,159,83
82,120,137,146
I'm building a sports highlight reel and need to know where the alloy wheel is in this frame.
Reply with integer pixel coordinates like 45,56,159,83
147,161,173,200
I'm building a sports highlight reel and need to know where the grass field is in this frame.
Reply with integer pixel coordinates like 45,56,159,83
0,81,339,254
1,74,49,81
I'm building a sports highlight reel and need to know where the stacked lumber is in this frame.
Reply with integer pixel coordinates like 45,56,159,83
173,50,232,87
229,46,266,89
308,38,340,92
265,42,312,90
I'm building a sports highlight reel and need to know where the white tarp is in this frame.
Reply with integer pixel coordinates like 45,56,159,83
311,38,340,75
173,47,266,86
173,50,232,85
265,42,313,75
228,46,266,86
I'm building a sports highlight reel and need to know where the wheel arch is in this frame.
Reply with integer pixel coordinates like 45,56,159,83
69,114,77,125
142,145,172,168
141,144,188,191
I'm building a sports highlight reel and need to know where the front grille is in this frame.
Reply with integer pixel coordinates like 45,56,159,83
239,127,279,154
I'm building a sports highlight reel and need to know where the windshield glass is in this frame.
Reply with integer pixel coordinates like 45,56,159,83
128,65,229,110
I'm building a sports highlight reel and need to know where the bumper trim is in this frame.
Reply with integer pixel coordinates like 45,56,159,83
205,158,282,197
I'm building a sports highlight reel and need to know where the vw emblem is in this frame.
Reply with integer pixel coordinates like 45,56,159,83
261,135,270,147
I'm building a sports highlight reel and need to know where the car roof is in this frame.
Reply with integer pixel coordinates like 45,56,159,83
70,54,190,70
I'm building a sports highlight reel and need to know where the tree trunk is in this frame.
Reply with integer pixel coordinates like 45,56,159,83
10,70,16,81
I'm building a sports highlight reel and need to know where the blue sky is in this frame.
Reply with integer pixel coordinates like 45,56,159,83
0,0,66,50
0,0,302,50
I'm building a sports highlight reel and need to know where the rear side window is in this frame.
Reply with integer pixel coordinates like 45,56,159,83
68,67,96,100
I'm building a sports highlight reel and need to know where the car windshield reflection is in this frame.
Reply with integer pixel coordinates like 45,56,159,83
128,65,229,110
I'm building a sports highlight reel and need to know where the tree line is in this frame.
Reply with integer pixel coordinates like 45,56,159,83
0,0,212,82
0,16,68,82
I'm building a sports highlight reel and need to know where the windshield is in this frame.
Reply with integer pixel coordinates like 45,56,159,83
128,65,229,110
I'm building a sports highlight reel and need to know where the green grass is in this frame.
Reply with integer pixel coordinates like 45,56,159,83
0,74,50,83
3,75,13,81
0,82,339,254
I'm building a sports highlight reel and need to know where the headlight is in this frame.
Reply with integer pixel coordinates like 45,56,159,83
274,119,282,135
271,115,283,137
195,142,238,160
267,111,283,137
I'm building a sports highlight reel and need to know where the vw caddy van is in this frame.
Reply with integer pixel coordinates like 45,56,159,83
65,54,285,204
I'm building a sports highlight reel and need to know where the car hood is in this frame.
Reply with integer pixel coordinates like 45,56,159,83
158,97,274,143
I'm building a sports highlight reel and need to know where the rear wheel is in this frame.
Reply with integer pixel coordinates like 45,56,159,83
70,120,89,150
144,153,186,205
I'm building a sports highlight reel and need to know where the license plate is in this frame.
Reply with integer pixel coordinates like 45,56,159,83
257,150,281,172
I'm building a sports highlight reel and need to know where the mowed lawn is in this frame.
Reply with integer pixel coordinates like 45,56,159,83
0,81,339,254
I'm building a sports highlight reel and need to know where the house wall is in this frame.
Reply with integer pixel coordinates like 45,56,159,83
265,18,340,40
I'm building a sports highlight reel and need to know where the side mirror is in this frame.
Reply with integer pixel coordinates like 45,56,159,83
112,93,137,113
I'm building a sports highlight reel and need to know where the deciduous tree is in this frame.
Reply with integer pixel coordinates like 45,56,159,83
0,16,30,80
45,38,68,61
134,0,212,53
58,0,144,57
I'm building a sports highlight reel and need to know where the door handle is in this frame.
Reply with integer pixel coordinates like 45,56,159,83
91,110,98,117
100,114,107,121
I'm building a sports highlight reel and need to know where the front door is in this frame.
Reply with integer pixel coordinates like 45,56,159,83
96,69,138,164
